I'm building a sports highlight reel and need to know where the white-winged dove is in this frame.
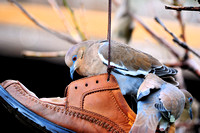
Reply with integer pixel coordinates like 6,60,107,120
65,40,178,96
129,73,193,133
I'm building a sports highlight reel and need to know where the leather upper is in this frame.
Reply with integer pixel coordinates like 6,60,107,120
1,74,136,133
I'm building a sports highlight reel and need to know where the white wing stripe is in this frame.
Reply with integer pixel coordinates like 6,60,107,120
98,43,149,76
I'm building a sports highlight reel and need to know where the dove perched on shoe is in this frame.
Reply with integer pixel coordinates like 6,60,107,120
65,40,178,96
129,73,193,133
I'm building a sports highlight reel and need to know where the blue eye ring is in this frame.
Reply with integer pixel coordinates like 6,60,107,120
72,55,77,62
188,97,193,103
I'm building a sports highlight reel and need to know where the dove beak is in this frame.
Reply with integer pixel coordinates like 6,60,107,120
189,107,193,120
70,64,76,80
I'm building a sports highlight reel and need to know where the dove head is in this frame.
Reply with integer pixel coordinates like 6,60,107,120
180,89,193,120
65,43,89,79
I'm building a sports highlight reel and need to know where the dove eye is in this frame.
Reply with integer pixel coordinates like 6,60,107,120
188,97,193,103
72,55,77,62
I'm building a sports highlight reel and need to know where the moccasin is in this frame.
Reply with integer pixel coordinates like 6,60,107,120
0,74,136,133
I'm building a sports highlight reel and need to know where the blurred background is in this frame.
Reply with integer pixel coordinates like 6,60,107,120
0,0,200,132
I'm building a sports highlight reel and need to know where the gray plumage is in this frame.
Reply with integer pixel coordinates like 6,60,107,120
130,74,192,133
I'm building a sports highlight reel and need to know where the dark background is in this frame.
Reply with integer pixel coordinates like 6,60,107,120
0,55,80,132
0,55,199,132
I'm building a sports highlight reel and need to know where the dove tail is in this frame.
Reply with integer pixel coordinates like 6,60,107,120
153,65,177,77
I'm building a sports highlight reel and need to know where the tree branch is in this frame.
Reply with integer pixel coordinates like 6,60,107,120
63,0,87,41
22,50,66,57
8,0,78,44
154,17,200,79
165,5,200,12
155,17,200,58
175,7,188,57
132,15,180,58
47,0,80,42
130,14,200,79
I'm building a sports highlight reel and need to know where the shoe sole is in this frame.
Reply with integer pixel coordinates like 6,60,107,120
0,85,75,133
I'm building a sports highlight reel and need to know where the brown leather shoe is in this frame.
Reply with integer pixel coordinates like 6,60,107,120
0,74,136,133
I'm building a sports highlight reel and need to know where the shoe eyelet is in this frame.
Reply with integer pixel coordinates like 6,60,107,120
75,86,78,89
96,80,99,84
85,83,88,87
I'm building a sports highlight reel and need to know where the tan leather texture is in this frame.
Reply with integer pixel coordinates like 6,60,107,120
2,74,136,133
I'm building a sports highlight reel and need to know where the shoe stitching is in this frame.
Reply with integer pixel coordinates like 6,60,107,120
69,106,123,133
66,75,119,108
65,75,129,132
9,83,64,113
81,89,132,132
1,80,19,89
6,82,124,132
65,108,120,133
109,90,135,124
81,86,118,109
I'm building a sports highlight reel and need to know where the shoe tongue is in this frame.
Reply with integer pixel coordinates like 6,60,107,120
65,73,119,108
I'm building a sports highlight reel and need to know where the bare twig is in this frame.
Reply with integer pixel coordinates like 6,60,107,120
154,17,200,79
155,17,200,58
48,0,80,41
175,11,186,42
175,10,189,57
8,0,78,44
165,5,200,11
63,0,87,41
130,14,200,79
132,15,180,58
22,50,66,57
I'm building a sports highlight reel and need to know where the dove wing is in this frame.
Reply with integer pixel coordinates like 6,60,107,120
130,74,165,133
137,74,165,100
130,100,162,133
159,84,185,120
98,41,177,77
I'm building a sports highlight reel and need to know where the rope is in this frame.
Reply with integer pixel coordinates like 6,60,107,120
107,0,112,81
